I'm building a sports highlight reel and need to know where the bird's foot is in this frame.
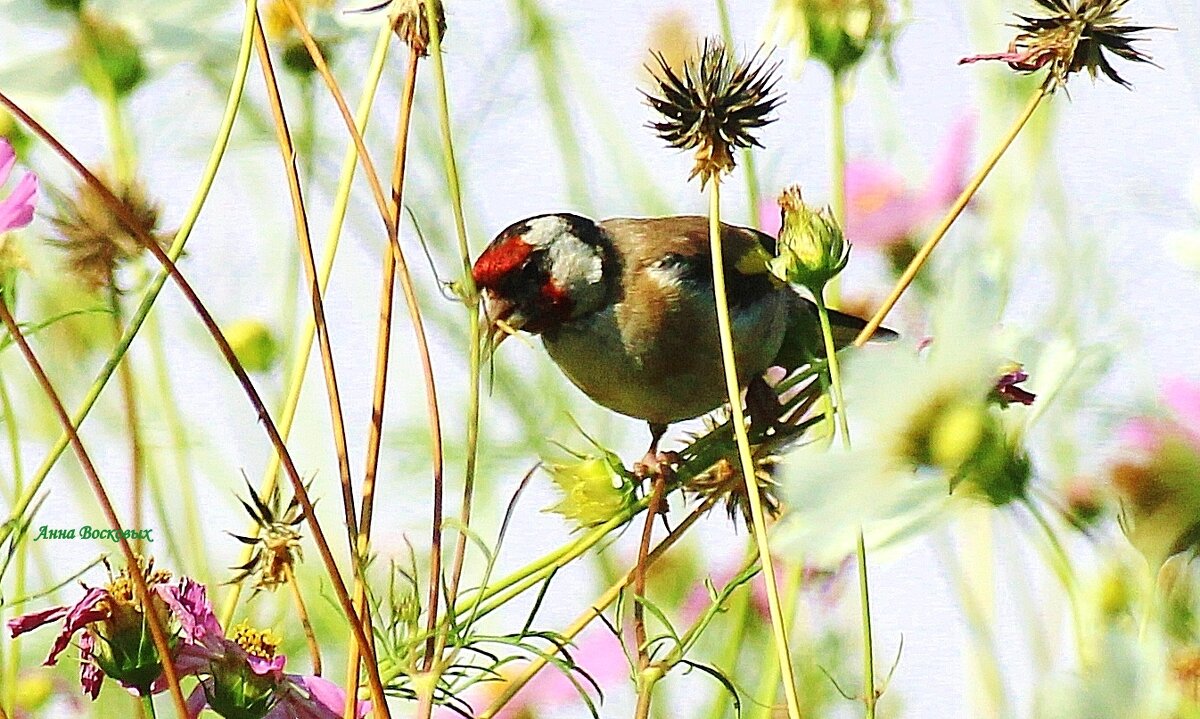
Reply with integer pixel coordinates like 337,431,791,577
634,451,680,515
634,450,680,480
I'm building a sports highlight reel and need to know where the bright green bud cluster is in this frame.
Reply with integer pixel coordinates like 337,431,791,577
74,14,147,98
545,456,631,530
226,319,281,374
775,0,891,76
768,185,849,292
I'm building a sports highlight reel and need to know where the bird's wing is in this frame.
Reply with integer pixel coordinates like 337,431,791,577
598,215,780,310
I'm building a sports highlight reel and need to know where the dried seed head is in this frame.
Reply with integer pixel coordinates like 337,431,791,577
644,39,783,187
49,173,167,293
228,481,306,593
688,455,782,526
388,0,446,56
960,0,1160,90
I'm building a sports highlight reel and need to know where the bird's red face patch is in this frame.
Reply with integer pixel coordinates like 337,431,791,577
472,235,533,289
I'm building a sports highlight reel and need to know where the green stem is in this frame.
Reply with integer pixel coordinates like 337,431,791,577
830,73,848,228
424,0,484,673
702,548,755,719
747,561,805,719
0,0,259,550
218,22,392,626
815,291,874,715
856,530,876,717
141,693,157,719
828,72,848,306
0,372,23,717
514,0,594,215
1025,500,1086,664
106,286,146,549
855,86,1048,345
708,180,802,719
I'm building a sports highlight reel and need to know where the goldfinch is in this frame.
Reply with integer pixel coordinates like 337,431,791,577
472,213,888,452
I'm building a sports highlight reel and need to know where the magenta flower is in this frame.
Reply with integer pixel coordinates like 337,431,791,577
0,138,37,234
160,580,371,719
759,116,974,251
7,558,202,699
992,367,1037,407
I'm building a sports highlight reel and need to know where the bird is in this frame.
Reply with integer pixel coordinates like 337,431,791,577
472,213,889,467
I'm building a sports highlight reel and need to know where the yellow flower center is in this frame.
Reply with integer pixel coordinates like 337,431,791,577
230,622,281,661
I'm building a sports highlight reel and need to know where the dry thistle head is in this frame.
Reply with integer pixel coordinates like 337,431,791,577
688,455,782,526
49,173,167,293
960,0,1160,90
644,39,783,187
394,0,445,55
228,480,305,593
352,0,446,56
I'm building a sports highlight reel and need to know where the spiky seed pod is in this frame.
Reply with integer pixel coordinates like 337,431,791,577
228,481,306,594
49,173,167,293
644,39,783,187
688,455,782,526
960,0,1159,90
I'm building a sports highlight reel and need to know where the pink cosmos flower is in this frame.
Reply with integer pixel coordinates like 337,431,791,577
7,560,207,699
0,138,37,233
759,116,974,251
160,579,371,719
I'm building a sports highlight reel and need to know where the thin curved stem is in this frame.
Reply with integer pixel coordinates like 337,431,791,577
0,89,393,719
423,0,483,674
633,471,669,682
253,7,360,576
816,292,874,716
0,0,259,549
708,180,802,719
854,87,1048,346
477,499,715,719
218,22,393,624
0,298,188,718
345,43,431,717
283,562,322,675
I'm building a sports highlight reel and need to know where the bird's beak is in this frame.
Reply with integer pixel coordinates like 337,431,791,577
481,293,518,358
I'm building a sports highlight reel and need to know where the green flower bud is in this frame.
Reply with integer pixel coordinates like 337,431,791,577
768,185,849,292
43,0,84,13
74,14,147,99
281,38,336,78
226,319,280,374
545,456,631,530
774,0,892,76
